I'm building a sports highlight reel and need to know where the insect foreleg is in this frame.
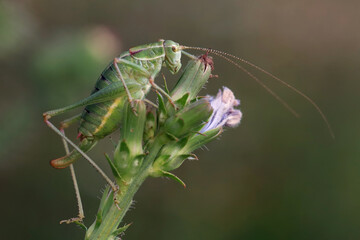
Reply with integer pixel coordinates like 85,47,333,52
149,77,176,109
113,58,176,108
144,98,158,108
113,58,139,109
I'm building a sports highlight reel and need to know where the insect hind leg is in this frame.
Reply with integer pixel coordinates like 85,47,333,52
59,128,85,225
44,119,120,202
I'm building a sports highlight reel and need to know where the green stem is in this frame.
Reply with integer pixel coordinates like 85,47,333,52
86,135,165,240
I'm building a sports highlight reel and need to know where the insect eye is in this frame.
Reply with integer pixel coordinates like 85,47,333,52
172,46,177,52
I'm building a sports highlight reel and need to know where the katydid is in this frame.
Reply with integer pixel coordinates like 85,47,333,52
43,39,191,222
44,38,333,171
43,39,333,223
44,40,182,168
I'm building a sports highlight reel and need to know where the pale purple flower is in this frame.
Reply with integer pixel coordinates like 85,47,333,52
200,87,242,133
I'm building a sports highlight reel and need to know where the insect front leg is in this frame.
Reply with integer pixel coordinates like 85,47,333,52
113,58,136,112
113,58,176,110
149,77,176,109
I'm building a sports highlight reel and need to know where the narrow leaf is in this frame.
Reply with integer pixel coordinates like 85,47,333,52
175,92,190,108
97,185,111,218
105,153,122,181
162,73,170,94
74,221,87,231
111,223,133,237
161,170,186,188
157,92,167,115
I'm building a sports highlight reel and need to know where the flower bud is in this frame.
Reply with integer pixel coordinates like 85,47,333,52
113,100,146,180
151,87,242,177
143,106,157,144
163,98,213,139
152,137,189,172
170,54,213,105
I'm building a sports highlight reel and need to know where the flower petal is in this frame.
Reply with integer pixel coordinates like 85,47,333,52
200,87,242,133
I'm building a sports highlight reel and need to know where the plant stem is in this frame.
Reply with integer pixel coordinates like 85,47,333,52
86,135,165,240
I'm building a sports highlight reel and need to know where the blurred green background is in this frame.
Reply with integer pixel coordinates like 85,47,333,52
1,0,359,239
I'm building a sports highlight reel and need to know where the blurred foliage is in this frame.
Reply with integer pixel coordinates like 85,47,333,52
1,0,360,239
0,1,37,58
30,26,120,107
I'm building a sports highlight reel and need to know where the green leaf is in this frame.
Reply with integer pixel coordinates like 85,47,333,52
151,155,171,175
144,108,157,143
114,140,130,169
74,221,88,231
161,170,186,188
164,98,212,138
164,132,179,142
95,211,102,229
157,92,168,126
163,154,192,171
121,100,146,156
187,127,223,152
133,154,146,167
157,92,166,115
170,57,212,101
105,153,122,181
111,223,132,237
95,185,111,228
162,74,170,95
102,190,114,217
174,92,190,109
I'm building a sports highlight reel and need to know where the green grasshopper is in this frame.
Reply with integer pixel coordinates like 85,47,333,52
43,39,333,223
44,38,334,170
44,40,183,169
43,39,191,223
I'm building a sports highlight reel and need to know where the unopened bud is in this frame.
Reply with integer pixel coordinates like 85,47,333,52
143,106,157,144
164,98,213,138
170,54,213,104
114,100,146,179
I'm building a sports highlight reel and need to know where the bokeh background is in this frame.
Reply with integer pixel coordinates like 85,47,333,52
1,0,360,239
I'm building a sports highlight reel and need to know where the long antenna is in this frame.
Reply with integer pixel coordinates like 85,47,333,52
182,46,335,139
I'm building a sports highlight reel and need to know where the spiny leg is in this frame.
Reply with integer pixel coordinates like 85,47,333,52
59,128,85,224
113,57,175,112
43,81,140,120
43,83,138,165
45,119,121,209
149,77,177,109
60,116,122,209
113,58,135,111
48,114,90,169
144,99,158,108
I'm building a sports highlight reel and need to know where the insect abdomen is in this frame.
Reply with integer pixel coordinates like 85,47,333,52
78,53,163,140
78,64,123,138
